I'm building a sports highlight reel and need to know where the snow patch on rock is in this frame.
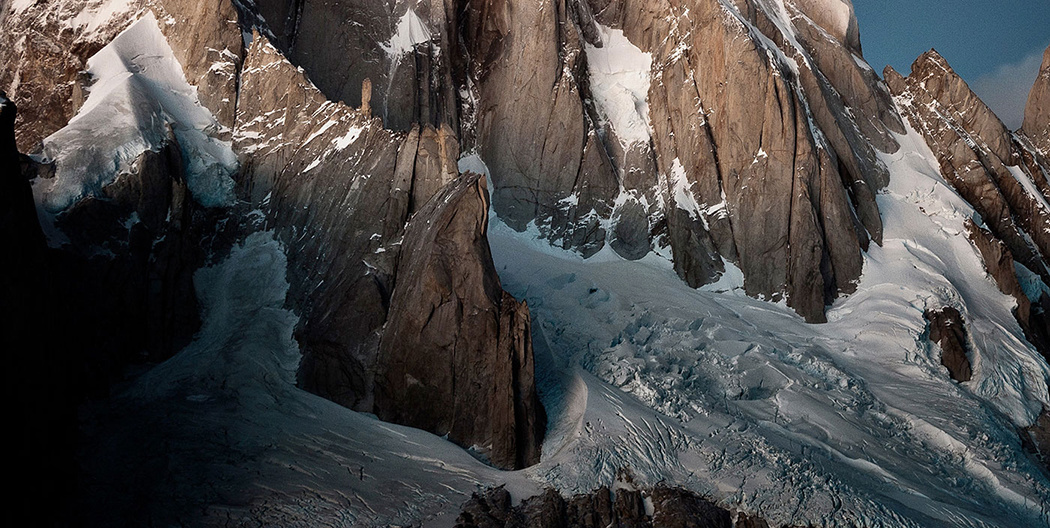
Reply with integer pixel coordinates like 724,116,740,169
381,8,432,56
585,25,653,147
38,12,237,212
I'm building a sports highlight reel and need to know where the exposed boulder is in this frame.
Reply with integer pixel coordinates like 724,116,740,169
924,307,973,383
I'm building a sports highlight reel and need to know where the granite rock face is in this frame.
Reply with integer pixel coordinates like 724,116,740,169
376,173,545,470
235,32,544,468
458,0,906,322
1023,46,1050,156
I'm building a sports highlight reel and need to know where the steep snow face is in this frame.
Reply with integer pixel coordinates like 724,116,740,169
584,25,652,148
483,116,1050,527
37,12,236,213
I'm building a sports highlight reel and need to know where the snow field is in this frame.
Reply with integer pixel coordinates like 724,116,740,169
482,116,1050,526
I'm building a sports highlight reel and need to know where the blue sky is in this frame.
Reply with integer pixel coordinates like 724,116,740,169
852,0,1049,128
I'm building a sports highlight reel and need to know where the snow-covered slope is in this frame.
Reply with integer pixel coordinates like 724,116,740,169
482,119,1050,526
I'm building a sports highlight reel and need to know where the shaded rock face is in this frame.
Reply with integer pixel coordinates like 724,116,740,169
0,92,45,253
461,0,906,322
924,307,973,383
1,89,74,528
5,0,546,472
1022,46,1050,155
235,33,543,468
3,87,238,523
454,484,777,528
886,51,1050,359
250,0,460,132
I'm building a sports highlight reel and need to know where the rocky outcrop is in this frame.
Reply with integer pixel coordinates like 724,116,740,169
924,307,973,382
236,32,543,469
1022,46,1050,155
886,51,1050,277
1024,408,1050,473
454,483,780,528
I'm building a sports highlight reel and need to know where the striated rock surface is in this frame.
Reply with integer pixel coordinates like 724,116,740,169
460,0,907,322
924,307,973,382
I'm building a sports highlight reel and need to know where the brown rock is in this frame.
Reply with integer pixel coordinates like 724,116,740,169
966,221,1050,362
650,485,733,528
1022,46,1050,154
887,50,1050,281
455,487,515,528
375,173,545,470
1024,408,1050,474
235,32,545,469
566,486,615,528
924,307,973,383
454,482,761,528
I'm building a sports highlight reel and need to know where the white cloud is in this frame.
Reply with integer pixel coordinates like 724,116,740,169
970,46,1047,130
